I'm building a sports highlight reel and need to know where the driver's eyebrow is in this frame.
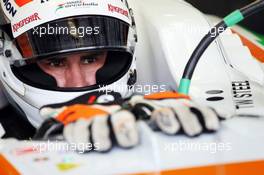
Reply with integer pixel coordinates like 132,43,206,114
80,52,104,59
41,56,67,62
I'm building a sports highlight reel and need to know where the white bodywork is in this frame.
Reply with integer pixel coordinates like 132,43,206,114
132,0,264,118
1,119,264,174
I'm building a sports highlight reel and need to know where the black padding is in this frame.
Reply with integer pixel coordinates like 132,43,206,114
96,51,132,85
190,107,206,130
33,118,64,140
131,103,154,120
41,91,124,109
190,107,216,133
11,51,132,91
12,64,57,87
0,105,36,140
85,123,97,153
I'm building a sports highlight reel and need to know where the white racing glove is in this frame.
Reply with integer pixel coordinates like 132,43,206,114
34,91,222,153
129,92,221,137
34,91,139,153
63,109,138,153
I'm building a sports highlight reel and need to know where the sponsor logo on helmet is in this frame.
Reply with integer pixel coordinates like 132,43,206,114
108,4,128,17
12,13,41,33
15,0,32,7
2,0,33,17
55,0,98,13
2,0,17,17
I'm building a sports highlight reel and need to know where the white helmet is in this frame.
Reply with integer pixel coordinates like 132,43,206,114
0,0,137,127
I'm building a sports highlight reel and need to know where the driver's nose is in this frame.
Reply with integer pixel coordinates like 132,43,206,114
64,58,95,87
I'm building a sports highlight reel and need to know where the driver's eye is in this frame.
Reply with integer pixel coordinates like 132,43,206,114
46,58,66,67
81,56,98,64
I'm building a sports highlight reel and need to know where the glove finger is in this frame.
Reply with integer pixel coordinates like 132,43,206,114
110,110,139,148
172,103,203,137
63,122,76,144
71,119,93,153
72,119,92,144
190,107,220,132
91,115,112,152
152,108,181,135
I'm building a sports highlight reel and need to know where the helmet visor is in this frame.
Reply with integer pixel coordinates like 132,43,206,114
12,15,131,66
10,16,134,91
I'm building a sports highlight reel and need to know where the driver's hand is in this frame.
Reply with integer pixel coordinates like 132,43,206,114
129,92,221,137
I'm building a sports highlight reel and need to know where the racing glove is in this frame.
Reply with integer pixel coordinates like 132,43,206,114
34,91,221,153
34,91,139,153
129,92,221,137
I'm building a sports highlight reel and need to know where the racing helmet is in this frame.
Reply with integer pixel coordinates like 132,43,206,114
0,0,137,127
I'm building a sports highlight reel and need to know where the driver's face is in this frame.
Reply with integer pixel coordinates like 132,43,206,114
37,51,107,88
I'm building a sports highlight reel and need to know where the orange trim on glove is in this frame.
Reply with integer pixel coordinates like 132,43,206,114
55,104,109,125
144,91,190,100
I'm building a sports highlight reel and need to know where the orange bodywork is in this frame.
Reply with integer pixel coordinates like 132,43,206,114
232,30,264,63
132,160,264,175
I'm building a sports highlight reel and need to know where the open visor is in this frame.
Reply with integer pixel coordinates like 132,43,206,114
12,15,131,66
